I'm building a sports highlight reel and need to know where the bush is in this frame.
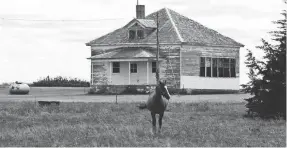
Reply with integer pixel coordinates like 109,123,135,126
121,85,139,94
32,76,90,87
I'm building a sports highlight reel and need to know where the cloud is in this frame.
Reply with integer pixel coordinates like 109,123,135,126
210,0,285,11
185,5,278,20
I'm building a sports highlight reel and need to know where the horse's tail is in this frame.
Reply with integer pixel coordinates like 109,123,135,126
137,103,147,109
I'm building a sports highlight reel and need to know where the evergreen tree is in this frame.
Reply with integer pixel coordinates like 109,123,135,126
242,11,286,119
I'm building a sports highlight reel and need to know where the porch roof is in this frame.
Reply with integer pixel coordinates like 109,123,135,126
87,47,164,60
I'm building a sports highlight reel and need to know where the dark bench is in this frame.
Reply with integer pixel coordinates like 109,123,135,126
38,101,60,107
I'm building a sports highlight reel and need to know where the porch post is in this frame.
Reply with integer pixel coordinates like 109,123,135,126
109,62,112,84
128,61,131,85
146,61,149,84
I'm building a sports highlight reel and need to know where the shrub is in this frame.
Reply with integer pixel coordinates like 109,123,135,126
32,76,90,87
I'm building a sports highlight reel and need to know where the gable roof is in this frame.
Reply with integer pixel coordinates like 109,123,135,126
136,19,157,28
87,8,244,47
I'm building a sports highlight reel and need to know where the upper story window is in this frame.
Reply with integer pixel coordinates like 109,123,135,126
137,30,144,39
129,29,144,40
129,30,136,40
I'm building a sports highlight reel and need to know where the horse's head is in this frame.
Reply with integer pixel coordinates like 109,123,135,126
158,80,171,100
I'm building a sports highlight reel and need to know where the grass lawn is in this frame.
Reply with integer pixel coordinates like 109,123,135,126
0,101,285,147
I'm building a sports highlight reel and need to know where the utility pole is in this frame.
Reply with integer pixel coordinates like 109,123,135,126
156,12,160,84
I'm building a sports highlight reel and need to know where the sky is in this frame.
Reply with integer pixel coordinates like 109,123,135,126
0,0,285,84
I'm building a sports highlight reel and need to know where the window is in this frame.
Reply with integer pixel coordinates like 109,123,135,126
206,57,211,77
129,30,136,40
230,59,236,77
200,57,236,78
212,58,218,77
218,58,224,77
113,62,120,73
137,30,144,39
223,58,230,77
129,29,144,40
130,63,137,73
152,62,156,73
200,57,205,77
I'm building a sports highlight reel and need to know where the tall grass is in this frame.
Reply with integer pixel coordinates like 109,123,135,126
0,101,285,147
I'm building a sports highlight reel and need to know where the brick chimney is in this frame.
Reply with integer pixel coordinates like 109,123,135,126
136,4,145,19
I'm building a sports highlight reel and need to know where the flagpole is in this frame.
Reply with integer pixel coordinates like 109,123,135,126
156,12,160,84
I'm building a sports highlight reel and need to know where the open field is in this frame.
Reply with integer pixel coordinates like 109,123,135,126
0,101,285,147
0,87,251,103
0,87,89,97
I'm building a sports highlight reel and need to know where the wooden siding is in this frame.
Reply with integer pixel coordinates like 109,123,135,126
92,61,109,85
158,46,181,88
181,50,200,76
90,44,241,90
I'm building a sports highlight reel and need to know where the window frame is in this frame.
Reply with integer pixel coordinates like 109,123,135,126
112,62,120,73
223,58,230,77
230,59,236,77
200,57,205,77
130,63,137,73
206,57,212,77
200,57,236,78
212,58,218,77
137,30,144,39
129,30,136,40
128,29,144,40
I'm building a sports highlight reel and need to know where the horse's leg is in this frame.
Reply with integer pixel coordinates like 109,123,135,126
151,112,156,133
158,112,164,133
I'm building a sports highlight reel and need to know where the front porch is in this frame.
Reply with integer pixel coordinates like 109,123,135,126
91,59,161,85
88,47,165,86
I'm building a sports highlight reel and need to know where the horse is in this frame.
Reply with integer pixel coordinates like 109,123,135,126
139,80,171,133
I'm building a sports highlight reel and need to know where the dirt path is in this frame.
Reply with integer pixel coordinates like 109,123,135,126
0,93,251,103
